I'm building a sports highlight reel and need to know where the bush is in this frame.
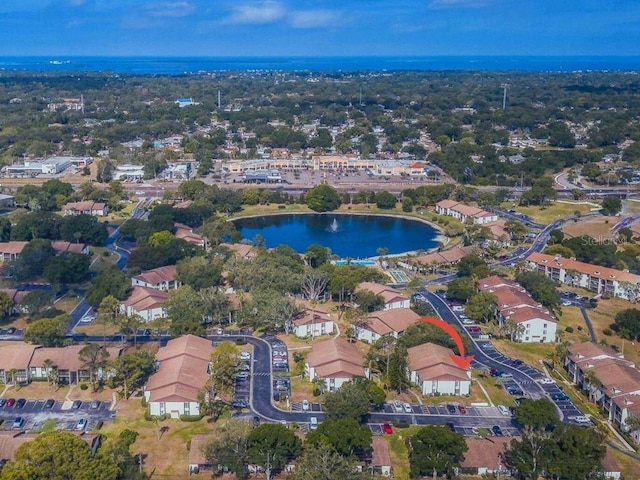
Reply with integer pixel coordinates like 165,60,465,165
565,326,574,333
577,325,583,331
395,421,410,429
312,388,321,397
235,338,247,345
95,420,104,430
79,383,89,390
141,396,148,408
278,205,286,210
180,414,205,422
603,328,613,336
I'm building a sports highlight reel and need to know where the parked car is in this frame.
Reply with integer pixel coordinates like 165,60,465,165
446,404,457,414
302,399,310,411
238,351,251,360
0,399,5,408
458,405,467,414
90,400,101,409
403,402,412,414
236,372,249,380
6,398,15,407
498,405,510,415
445,422,456,432
492,425,503,436
12,417,23,429
76,418,87,430
382,422,393,435
15,398,26,408
72,400,82,409
44,399,55,409
231,400,248,409
393,400,403,412
538,377,555,384
309,417,318,430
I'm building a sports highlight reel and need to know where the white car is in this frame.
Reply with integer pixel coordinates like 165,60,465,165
561,301,572,307
498,405,510,416
393,400,403,412
403,402,412,414
302,399,310,411
79,315,95,324
573,415,591,424
462,319,476,325
238,351,251,360
537,378,555,385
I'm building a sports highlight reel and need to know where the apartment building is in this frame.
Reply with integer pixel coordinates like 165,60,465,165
478,276,557,343
435,200,498,225
527,252,640,301
565,342,640,443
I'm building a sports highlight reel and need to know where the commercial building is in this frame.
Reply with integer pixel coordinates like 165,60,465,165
527,252,640,301
41,157,72,174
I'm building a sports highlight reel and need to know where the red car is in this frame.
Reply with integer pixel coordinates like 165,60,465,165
5,398,15,407
458,405,467,414
382,422,393,435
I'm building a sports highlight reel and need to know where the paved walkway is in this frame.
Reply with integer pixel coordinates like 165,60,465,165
580,307,598,343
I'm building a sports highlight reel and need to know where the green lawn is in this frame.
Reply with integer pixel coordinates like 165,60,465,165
500,201,595,224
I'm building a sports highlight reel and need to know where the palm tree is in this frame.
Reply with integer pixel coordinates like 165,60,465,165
42,358,57,387
582,369,602,403
8,368,18,385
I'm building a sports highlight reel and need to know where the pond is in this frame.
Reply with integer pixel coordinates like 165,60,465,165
233,214,442,258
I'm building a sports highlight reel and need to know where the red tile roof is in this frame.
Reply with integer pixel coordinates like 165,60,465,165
461,437,511,470
527,252,640,284
407,343,469,381
363,308,420,336
307,338,365,379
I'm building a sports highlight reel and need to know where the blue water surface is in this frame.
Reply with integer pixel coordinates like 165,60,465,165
0,56,639,74
233,214,441,258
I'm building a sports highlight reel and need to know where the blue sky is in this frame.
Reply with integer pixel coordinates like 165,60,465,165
0,0,638,57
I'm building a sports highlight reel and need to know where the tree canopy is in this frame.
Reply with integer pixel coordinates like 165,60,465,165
0,431,120,480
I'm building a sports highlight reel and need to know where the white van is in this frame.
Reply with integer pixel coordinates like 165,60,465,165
498,405,510,416
309,417,318,430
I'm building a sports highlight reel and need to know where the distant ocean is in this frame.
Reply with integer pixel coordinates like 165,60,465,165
0,56,639,74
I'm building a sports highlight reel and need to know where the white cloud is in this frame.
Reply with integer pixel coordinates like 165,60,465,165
289,10,337,29
224,1,286,25
145,1,194,17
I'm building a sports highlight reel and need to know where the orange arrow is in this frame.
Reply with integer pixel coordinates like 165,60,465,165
419,317,474,369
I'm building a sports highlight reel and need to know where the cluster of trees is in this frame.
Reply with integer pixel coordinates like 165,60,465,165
611,308,640,340
202,379,389,480
8,210,108,246
3,70,640,186
0,429,148,480
8,239,91,284
505,399,606,480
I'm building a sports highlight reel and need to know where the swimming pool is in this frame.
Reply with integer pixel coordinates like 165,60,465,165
333,259,378,267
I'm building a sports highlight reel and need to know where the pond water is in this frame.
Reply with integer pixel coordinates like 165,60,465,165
233,214,441,258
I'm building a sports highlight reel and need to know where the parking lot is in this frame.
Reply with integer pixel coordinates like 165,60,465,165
476,341,545,380
0,399,113,432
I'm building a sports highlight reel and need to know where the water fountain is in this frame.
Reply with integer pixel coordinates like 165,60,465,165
328,218,339,233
